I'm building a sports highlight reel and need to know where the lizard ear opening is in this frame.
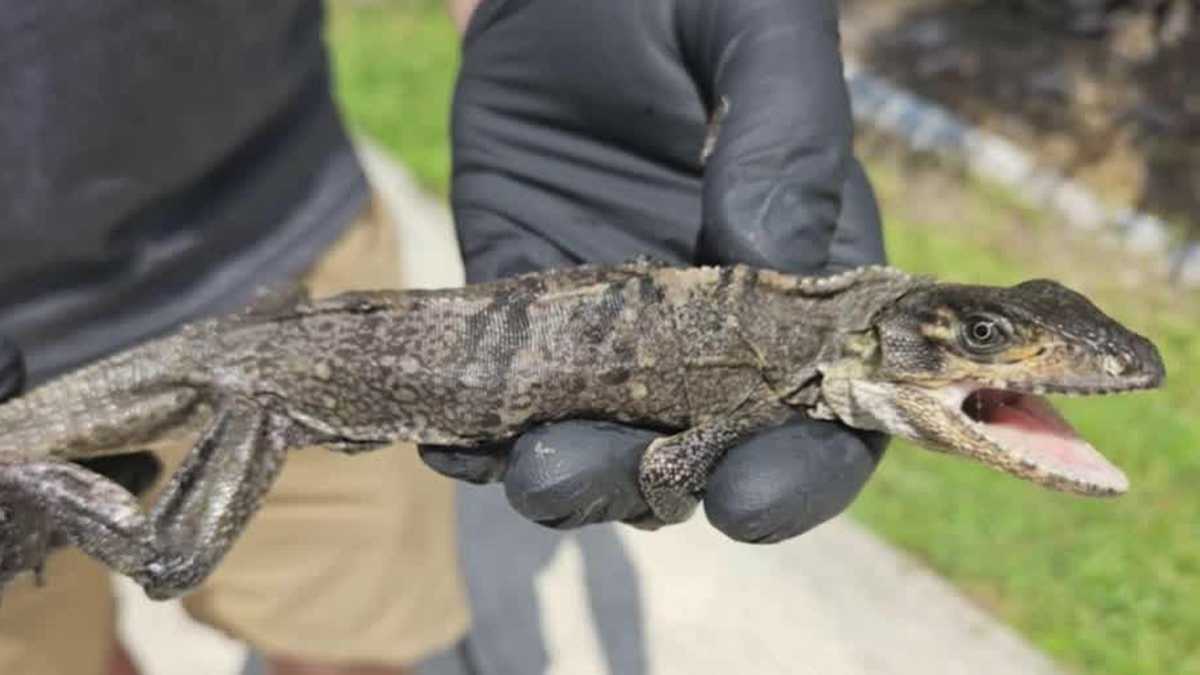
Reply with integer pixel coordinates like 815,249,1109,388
841,330,880,363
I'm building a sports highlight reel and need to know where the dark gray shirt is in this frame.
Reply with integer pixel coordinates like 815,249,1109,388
0,1,368,384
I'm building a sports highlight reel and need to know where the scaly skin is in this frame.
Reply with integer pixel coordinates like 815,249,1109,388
0,259,1165,598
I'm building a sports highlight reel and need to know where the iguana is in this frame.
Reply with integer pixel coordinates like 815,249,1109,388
0,260,1165,599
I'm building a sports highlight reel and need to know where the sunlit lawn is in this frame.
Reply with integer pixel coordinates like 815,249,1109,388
326,3,1200,673
861,157,1200,675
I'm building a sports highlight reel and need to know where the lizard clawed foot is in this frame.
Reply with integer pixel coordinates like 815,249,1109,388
636,405,795,526
620,509,670,531
0,452,163,593
0,494,60,593
636,484,700,525
637,434,704,525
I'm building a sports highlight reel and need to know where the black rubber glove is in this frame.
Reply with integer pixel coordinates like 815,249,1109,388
421,0,888,542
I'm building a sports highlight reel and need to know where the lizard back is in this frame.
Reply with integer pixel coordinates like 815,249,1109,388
208,263,770,448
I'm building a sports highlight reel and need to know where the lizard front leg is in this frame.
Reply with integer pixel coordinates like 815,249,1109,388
638,401,793,525
0,397,288,599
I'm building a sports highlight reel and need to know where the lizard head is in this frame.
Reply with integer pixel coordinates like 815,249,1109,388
817,278,1165,496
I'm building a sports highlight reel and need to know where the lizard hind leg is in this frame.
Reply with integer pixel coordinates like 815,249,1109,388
0,452,166,592
140,397,289,598
0,452,142,592
0,398,291,600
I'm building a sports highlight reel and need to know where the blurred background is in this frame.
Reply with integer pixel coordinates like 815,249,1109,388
122,2,1200,674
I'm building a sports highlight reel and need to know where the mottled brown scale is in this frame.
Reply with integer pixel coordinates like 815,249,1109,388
202,262,829,449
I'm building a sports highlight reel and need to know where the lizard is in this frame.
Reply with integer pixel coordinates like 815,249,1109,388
0,259,1165,599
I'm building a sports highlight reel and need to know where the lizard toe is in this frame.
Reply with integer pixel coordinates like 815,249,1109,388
0,498,57,589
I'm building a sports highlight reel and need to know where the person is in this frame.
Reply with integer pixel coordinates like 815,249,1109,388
0,1,887,673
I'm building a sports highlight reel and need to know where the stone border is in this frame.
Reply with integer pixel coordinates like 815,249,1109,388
843,60,1200,287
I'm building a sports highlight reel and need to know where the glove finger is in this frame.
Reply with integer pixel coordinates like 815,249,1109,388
503,421,659,529
451,207,584,284
0,335,25,402
419,440,514,485
452,0,705,277
686,0,852,273
827,158,887,272
704,416,887,543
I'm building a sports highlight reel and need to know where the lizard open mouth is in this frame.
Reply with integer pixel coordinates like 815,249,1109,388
954,385,1129,495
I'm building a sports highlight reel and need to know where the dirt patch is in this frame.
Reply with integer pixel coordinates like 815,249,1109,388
841,0,1200,240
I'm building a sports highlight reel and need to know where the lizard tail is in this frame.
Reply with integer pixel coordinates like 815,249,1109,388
0,339,202,460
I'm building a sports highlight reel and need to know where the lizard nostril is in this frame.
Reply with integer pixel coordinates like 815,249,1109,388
1119,336,1167,384
1102,354,1125,377
1139,338,1167,383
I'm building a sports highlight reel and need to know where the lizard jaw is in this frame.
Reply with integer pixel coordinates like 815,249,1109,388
816,359,1159,495
935,382,1131,496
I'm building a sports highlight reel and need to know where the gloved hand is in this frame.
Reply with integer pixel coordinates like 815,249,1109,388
421,0,889,542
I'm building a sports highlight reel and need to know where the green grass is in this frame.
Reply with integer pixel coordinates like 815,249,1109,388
327,0,458,192
854,159,1200,675
325,3,1200,673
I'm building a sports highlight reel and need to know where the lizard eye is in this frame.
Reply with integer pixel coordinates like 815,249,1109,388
961,315,1009,353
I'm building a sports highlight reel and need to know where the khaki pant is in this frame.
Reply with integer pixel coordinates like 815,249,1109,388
0,194,471,673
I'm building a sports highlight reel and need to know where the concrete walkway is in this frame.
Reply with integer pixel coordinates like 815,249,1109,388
114,145,1063,675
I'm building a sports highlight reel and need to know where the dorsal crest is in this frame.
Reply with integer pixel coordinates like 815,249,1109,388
756,265,923,296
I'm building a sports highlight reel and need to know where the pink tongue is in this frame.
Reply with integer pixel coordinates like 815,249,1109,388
983,393,1128,494
990,394,1076,437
